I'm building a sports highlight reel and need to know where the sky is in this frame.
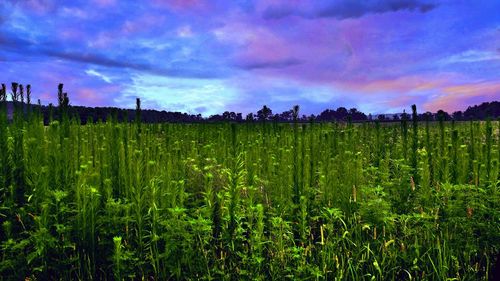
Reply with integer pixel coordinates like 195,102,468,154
0,0,499,116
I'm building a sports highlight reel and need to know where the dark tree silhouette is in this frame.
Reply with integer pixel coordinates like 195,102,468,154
452,110,463,121
257,105,272,121
292,105,300,121
436,109,451,121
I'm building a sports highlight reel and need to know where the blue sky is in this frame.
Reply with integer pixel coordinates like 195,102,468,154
1,0,499,115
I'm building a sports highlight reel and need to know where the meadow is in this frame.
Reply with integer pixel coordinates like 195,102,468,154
0,89,499,280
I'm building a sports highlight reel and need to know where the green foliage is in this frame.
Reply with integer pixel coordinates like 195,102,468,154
0,103,499,280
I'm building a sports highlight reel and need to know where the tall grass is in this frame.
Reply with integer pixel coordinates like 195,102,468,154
0,93,499,280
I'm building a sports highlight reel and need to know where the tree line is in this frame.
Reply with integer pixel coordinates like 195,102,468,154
1,82,499,124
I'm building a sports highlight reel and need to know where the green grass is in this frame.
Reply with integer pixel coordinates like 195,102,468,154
0,102,499,280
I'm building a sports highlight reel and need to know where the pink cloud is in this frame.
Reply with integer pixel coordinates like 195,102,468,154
425,81,500,112
214,11,498,114
337,76,447,94
235,27,292,64
83,14,168,49
214,17,349,73
219,8,438,90
73,85,121,106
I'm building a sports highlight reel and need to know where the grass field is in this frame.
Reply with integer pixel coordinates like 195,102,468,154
0,101,499,280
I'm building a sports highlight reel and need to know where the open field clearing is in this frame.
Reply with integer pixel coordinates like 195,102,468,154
0,99,499,280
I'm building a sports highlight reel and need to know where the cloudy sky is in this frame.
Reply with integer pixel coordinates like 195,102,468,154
0,0,499,115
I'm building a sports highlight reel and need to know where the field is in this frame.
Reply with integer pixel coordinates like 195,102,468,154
0,103,499,280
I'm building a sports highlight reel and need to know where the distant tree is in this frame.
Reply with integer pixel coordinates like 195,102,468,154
349,108,367,121
272,114,280,122
246,113,254,121
436,109,451,121
257,105,272,121
452,111,463,121
318,109,335,121
230,112,237,120
292,105,300,121
208,114,223,121
279,110,293,121
420,111,433,121
463,102,500,120
336,107,348,120
392,114,400,121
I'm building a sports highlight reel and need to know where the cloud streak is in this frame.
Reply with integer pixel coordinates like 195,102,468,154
235,58,302,70
262,0,438,20
85,69,112,83
0,32,228,79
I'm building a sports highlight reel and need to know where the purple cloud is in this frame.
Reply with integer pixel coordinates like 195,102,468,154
262,0,438,20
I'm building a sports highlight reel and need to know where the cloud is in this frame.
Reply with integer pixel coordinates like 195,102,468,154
150,0,206,12
1,0,497,115
213,22,307,71
0,31,229,79
85,69,112,83
118,73,241,116
91,0,116,8
439,50,500,65
121,15,166,34
5,0,56,14
424,80,500,112
262,5,298,20
59,7,89,19
43,50,227,78
317,0,437,19
236,58,302,69
263,0,437,20
72,85,123,106
43,49,141,68
176,25,193,38
0,33,33,48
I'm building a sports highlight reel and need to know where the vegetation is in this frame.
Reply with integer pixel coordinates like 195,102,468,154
0,83,499,280
4,97,500,124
